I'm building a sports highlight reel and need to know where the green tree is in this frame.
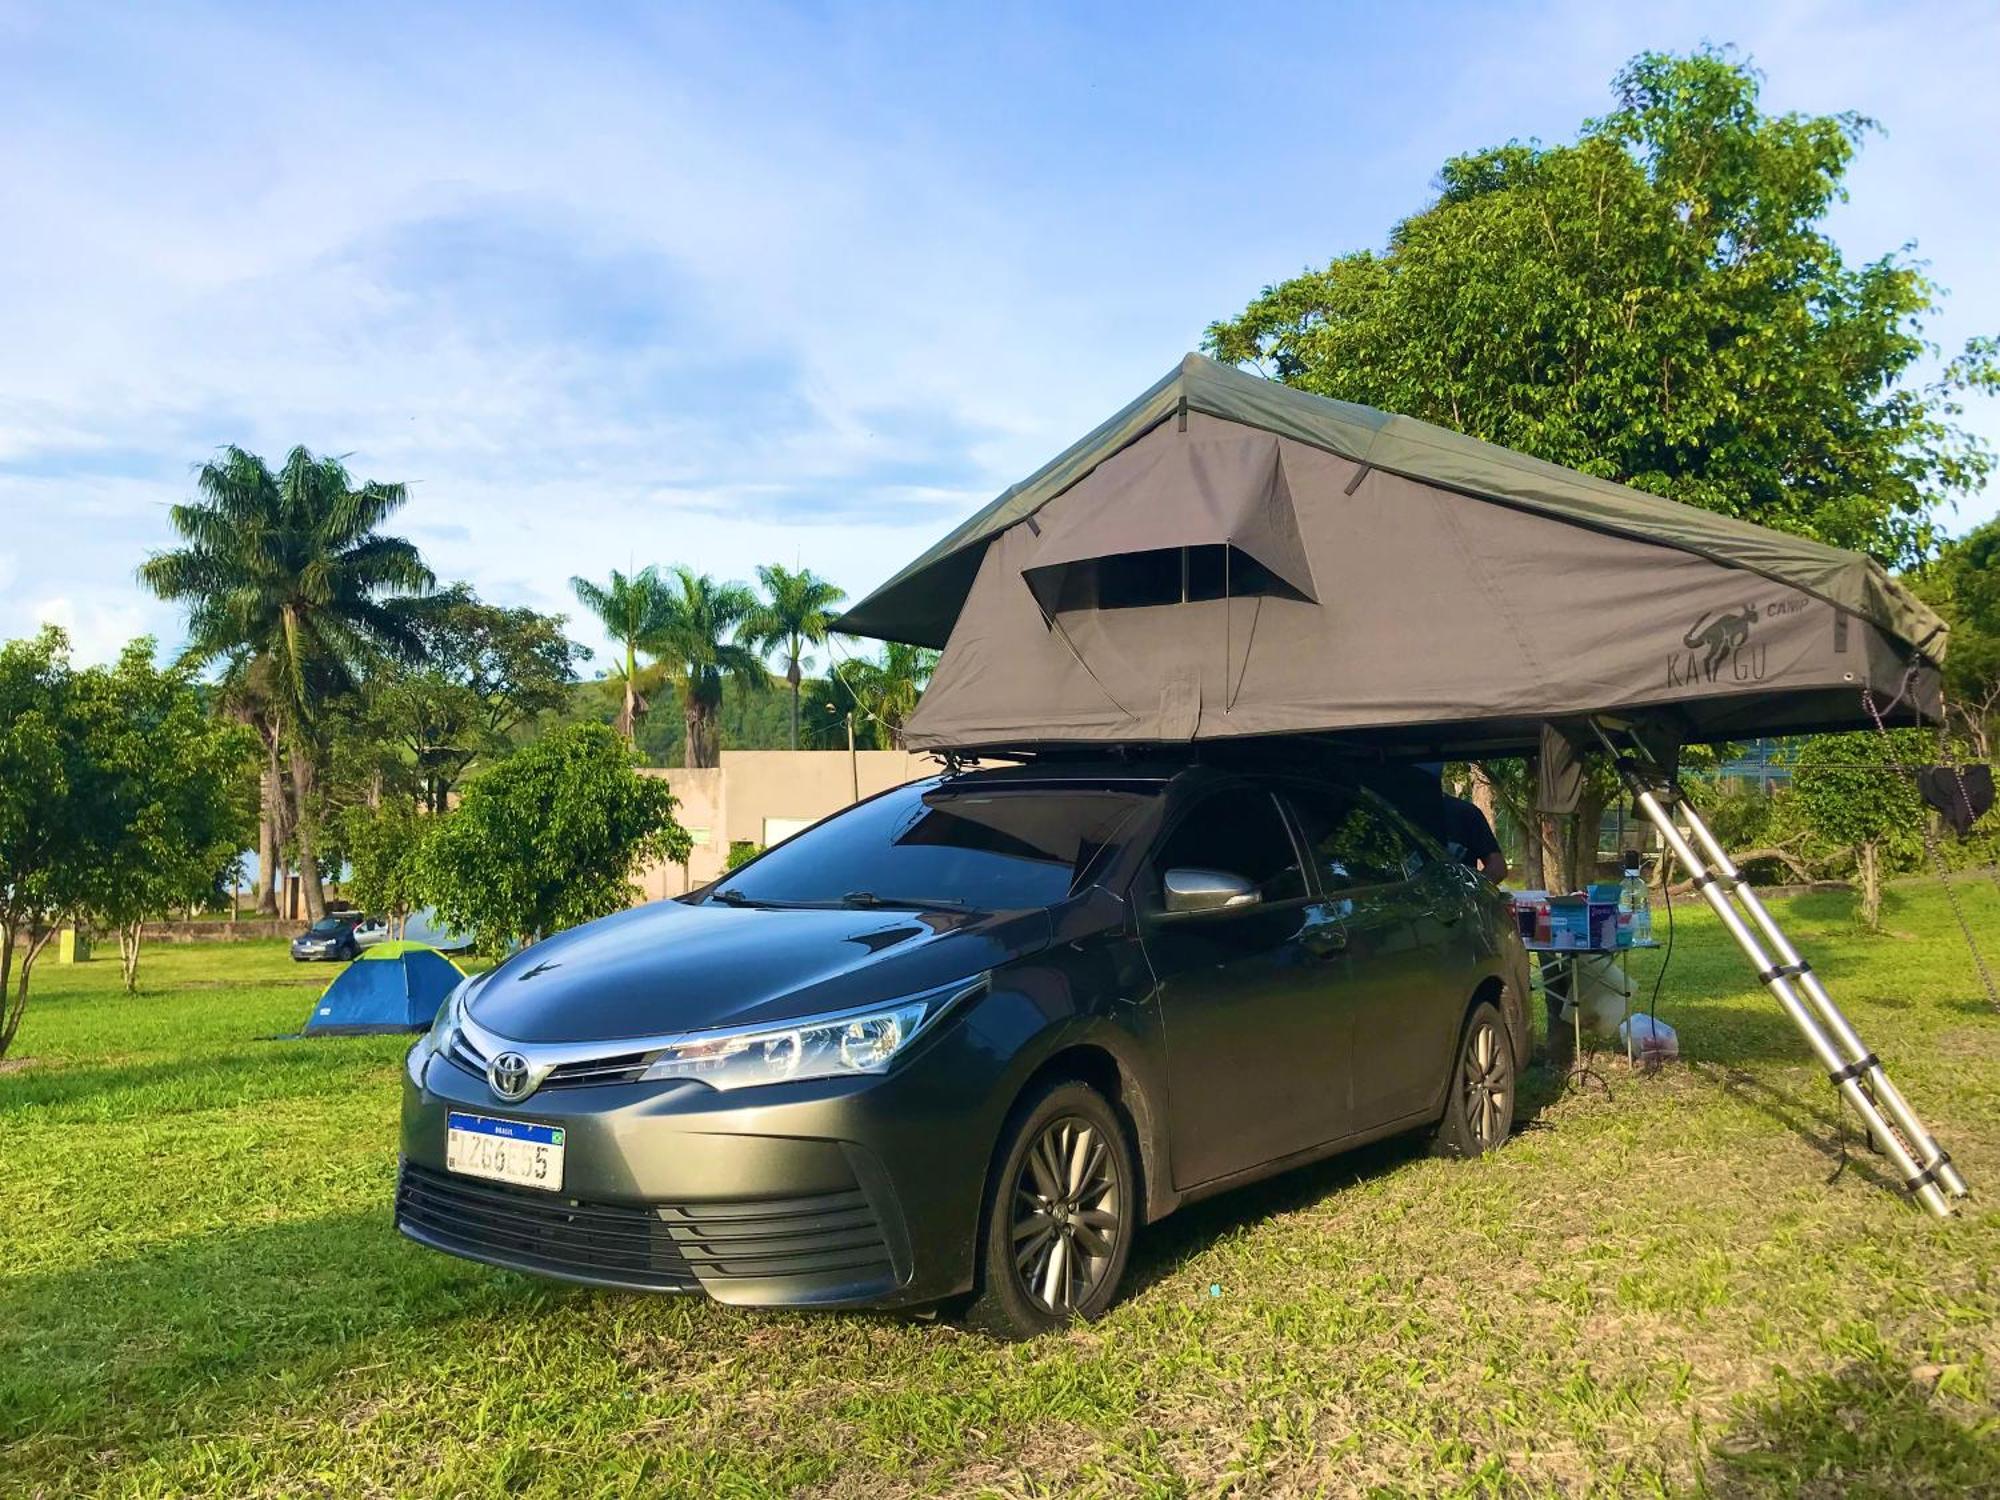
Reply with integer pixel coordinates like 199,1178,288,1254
77,642,260,991
839,642,937,749
1790,731,1927,929
1,630,259,1048
339,799,429,938
362,585,586,811
0,630,90,1058
139,446,434,918
1912,517,2000,757
742,565,847,749
1206,49,1996,569
568,567,672,741
416,723,691,951
656,567,767,769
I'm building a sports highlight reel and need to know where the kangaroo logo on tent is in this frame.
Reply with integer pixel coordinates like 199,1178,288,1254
1670,605,1764,687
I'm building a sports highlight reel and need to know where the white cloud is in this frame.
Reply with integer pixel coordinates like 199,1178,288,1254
29,593,154,667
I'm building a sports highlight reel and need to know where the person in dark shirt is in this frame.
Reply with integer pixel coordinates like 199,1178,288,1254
1442,794,1508,884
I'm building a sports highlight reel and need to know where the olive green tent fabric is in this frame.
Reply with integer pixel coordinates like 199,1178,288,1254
890,410,1938,756
1019,426,1318,617
837,353,1947,664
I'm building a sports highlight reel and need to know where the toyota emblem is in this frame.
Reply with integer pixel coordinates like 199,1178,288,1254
487,1051,534,1102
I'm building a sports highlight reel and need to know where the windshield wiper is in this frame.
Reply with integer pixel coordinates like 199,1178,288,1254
709,888,771,908
840,890,969,913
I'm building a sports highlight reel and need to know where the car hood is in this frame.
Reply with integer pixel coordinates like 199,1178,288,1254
463,898,1054,1044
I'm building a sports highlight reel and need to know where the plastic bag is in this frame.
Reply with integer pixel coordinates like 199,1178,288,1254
1574,954,1633,1037
1619,1012,1679,1062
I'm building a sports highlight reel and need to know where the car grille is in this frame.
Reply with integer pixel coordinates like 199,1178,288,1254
397,1164,899,1294
657,1190,896,1284
446,1033,655,1090
395,1161,698,1291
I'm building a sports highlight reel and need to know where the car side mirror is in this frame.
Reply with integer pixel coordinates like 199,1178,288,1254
1160,867,1261,918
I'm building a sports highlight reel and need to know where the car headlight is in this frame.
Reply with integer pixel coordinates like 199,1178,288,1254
417,980,470,1061
638,978,982,1093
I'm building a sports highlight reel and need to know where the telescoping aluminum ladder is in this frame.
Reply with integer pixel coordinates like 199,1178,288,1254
1590,721,1969,1219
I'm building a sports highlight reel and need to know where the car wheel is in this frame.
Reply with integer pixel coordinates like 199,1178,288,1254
1433,999,1516,1159
964,1080,1137,1340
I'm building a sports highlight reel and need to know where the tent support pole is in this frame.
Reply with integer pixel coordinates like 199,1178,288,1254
1588,720,1965,1217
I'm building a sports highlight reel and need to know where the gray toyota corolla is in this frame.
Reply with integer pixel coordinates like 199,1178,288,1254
397,758,1529,1337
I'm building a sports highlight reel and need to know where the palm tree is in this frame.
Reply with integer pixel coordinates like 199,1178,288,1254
841,642,938,749
742,565,847,749
210,649,287,915
569,566,672,740
655,567,767,768
140,446,433,918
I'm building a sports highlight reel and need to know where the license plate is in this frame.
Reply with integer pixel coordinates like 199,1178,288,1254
445,1112,565,1192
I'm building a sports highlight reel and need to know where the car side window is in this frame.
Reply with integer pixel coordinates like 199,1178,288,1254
1151,787,1307,903
1286,786,1426,894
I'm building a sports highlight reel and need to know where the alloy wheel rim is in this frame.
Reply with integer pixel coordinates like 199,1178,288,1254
1463,1021,1510,1148
1011,1114,1121,1315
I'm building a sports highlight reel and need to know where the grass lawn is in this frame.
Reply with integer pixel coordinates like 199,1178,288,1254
3,881,1998,1498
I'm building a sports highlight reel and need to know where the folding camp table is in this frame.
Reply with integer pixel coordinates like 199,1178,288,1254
1524,938,1661,1089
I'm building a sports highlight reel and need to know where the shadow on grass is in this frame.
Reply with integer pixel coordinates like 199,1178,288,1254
1689,1062,1902,1199
1121,1133,1428,1299
1704,1357,2000,1497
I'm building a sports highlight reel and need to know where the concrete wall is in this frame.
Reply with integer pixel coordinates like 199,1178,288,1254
636,750,951,899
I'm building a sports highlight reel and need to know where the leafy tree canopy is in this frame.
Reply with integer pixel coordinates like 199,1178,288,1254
76,641,260,991
1206,48,1997,567
656,568,767,769
835,643,938,750
140,444,434,917
0,629,90,1054
1911,517,2000,752
416,722,691,951
140,445,435,721
569,566,673,739
1,630,259,1045
339,799,429,935
356,584,587,810
742,565,847,750
1789,730,1927,928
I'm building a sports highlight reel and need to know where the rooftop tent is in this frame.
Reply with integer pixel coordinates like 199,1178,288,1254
837,354,1947,758
302,942,464,1036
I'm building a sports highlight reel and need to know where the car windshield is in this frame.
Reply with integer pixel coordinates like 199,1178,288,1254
307,918,345,935
711,781,1156,912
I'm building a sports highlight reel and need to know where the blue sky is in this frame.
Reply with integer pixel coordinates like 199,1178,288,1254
3,0,1996,667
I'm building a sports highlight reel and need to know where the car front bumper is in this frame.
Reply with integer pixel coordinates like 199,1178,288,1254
394,1020,1011,1310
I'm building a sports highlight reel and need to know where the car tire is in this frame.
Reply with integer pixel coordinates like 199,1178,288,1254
1432,999,1516,1159
963,1079,1138,1341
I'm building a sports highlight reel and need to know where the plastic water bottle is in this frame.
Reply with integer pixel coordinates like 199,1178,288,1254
1620,850,1652,944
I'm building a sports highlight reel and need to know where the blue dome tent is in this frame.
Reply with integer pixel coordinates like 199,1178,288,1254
302,942,464,1036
